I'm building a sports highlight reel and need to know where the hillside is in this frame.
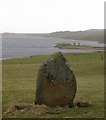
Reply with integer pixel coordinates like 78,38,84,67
2,29,104,43
44,29,104,42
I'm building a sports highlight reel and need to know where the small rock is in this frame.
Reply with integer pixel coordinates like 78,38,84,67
4,105,21,114
21,109,24,112
76,101,91,108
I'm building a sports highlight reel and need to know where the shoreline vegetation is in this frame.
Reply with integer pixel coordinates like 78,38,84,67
2,52,104,118
55,43,104,50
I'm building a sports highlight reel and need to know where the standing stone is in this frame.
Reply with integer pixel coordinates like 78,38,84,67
35,52,77,106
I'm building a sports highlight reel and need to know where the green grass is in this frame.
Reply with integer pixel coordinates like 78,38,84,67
2,52,104,118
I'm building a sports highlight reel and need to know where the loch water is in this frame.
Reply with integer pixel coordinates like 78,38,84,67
1,34,104,59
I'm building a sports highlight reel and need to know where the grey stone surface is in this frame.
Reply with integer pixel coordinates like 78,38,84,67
35,52,77,106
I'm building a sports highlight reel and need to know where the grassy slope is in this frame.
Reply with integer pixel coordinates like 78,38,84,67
2,52,104,118
45,29,104,43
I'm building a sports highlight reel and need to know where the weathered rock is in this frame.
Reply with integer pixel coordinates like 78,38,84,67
35,52,77,106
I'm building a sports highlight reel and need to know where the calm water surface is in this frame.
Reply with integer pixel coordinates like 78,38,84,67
2,34,104,59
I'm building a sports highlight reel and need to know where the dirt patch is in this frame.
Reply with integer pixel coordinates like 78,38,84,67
3,104,28,115
3,104,47,117
3,101,91,118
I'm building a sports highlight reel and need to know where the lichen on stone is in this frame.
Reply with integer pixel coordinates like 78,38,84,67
35,52,77,107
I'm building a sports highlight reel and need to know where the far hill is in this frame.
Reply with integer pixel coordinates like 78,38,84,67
2,29,104,43
44,29,104,43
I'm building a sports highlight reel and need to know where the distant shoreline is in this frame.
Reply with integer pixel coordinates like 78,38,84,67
1,29,104,43
55,43,104,50
1,51,105,61
2,31,104,59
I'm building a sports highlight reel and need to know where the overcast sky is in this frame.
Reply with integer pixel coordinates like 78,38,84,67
0,0,105,33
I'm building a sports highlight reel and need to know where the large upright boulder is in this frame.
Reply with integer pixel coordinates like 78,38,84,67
35,52,77,106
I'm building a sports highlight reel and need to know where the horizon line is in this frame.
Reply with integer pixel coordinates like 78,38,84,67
0,28,104,34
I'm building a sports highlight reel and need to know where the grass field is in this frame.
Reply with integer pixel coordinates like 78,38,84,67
2,52,104,118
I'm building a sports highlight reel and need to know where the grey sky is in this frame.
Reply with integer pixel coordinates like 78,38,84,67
0,0,105,33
